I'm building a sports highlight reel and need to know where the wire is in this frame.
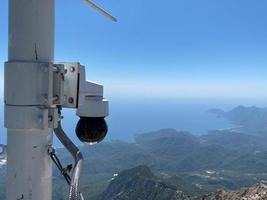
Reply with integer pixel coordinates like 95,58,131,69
48,146,84,200
48,147,72,185
54,107,84,200
0,144,7,156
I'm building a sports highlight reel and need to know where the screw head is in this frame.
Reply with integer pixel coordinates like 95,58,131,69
68,97,74,104
70,67,75,72
48,116,53,122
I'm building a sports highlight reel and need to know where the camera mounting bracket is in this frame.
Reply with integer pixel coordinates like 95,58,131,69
53,62,109,117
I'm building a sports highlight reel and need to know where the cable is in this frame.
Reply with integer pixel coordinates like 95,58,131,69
0,144,7,156
48,147,72,185
53,109,84,200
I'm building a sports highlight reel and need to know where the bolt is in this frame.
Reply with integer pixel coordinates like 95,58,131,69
68,97,74,104
48,116,53,122
70,67,75,72
53,95,59,101
16,194,24,200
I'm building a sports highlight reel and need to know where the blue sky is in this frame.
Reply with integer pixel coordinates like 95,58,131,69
1,0,267,100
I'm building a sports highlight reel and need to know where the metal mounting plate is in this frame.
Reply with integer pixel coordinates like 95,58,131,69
56,62,80,108
53,64,65,105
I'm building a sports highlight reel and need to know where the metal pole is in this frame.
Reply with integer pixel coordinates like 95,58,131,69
5,0,55,199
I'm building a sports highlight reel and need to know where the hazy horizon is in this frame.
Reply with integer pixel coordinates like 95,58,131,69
1,97,267,146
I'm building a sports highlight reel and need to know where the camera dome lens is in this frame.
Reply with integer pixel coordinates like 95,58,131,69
75,117,108,144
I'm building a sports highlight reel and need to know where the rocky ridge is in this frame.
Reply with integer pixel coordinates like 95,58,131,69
199,183,267,200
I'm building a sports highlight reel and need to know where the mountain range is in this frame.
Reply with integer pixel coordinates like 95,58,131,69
99,165,267,200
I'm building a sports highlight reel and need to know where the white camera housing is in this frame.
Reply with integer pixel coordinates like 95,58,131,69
76,65,109,118
54,62,109,118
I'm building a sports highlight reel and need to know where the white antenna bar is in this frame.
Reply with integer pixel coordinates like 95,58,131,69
84,0,117,22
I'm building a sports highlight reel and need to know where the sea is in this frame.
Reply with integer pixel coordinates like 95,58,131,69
0,98,267,147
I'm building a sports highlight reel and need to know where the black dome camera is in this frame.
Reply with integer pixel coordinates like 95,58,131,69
75,117,108,144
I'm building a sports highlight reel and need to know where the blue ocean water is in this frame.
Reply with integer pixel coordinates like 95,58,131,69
1,98,266,146
54,98,259,146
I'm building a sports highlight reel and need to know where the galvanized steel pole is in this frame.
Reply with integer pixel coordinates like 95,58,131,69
5,0,55,199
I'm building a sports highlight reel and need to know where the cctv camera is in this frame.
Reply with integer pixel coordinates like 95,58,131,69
75,65,109,144
76,117,108,144
56,63,109,144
